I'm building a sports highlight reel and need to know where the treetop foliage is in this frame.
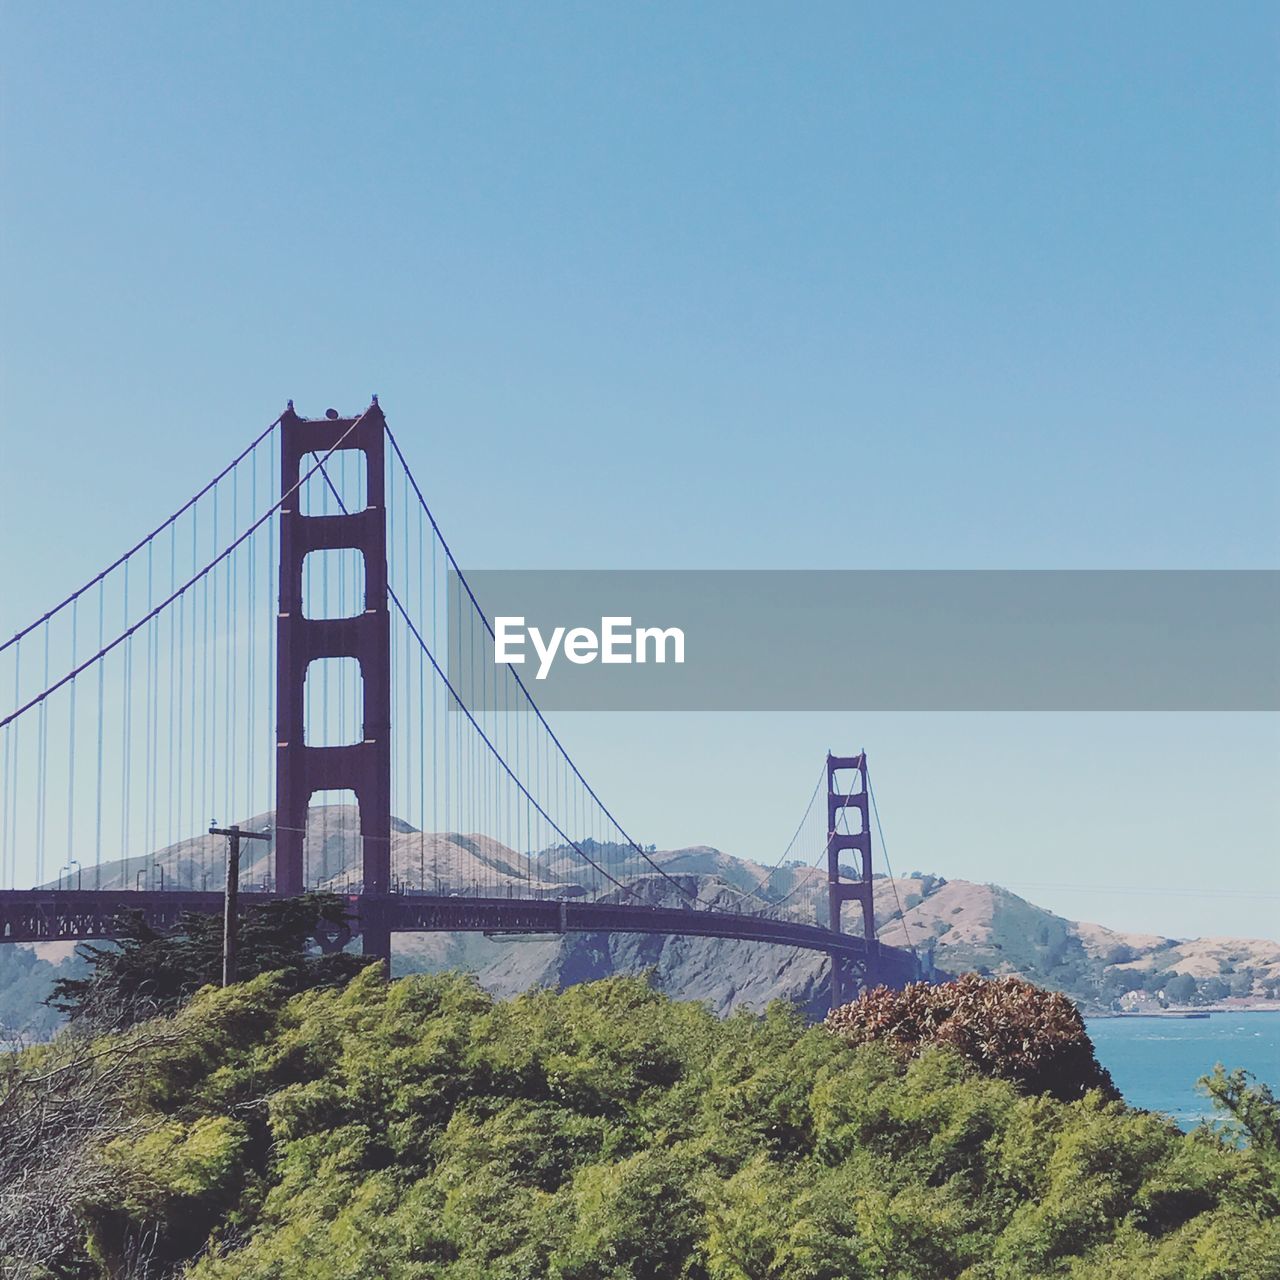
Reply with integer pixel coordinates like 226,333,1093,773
46,893,371,1029
4,967,1278,1278
824,974,1119,1102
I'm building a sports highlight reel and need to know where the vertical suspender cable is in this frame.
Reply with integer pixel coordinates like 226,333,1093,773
201,496,212,882
248,448,257,835
1,641,13,888
229,463,238,831
167,524,176,856
442,524,450,876
151,553,160,873
470,606,478,882
94,585,104,887
419,489,427,890
13,639,22,887
191,501,201,884
175,522,185,864
267,437,277,834
143,542,155,880
402,463,411,873
309,454,320,886
0,666,8,887
36,622,49,884
66,598,78,879
499,636,506,882
121,561,132,881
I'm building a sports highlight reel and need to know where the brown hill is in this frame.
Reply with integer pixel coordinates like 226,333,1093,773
21,809,1278,1021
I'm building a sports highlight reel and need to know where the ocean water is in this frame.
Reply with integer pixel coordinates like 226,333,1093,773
1086,1012,1280,1129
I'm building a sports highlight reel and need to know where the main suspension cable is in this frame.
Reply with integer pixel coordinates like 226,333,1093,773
310,452,663,906
867,773,919,962
0,417,280,657
699,761,828,913
1,412,369,731
382,422,699,903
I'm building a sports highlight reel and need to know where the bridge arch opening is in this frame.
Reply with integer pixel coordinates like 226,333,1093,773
304,789,363,890
301,548,367,619
829,764,865,799
298,446,368,517
303,656,364,747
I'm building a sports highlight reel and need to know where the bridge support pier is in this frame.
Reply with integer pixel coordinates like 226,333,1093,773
359,898,391,966
829,951,860,1010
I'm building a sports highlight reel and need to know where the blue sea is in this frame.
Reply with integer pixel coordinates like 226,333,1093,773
1087,1012,1280,1129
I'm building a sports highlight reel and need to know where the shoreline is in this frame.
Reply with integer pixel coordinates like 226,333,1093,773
1088,1005,1280,1020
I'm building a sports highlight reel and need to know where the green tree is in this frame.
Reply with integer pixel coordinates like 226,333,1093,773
1201,1066,1280,1188
1199,977,1230,1004
47,893,370,1027
4,970,1279,1278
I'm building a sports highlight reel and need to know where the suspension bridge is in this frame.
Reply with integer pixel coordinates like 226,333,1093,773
0,401,927,1006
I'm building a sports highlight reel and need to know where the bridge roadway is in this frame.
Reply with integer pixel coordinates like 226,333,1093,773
0,889,921,985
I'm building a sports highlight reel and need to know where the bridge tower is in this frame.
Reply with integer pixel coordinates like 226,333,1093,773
275,401,392,958
826,751,878,1008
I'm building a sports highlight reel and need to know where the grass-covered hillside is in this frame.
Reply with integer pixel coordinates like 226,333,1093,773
3,968,1278,1279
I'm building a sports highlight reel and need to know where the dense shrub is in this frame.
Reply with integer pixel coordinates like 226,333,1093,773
825,974,1119,1101
3,969,1276,1279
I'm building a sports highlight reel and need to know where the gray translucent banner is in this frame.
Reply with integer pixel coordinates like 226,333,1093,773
446,570,1279,711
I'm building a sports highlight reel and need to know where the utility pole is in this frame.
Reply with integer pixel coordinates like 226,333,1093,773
209,824,271,986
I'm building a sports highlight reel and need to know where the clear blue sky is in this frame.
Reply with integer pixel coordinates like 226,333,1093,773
2,3,1277,937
